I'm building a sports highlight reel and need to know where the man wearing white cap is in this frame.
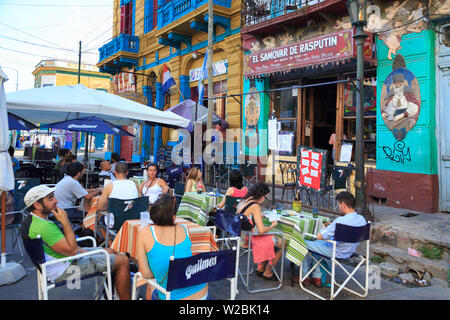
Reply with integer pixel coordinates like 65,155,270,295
20,185,131,299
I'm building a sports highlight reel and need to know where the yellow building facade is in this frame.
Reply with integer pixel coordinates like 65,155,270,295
33,59,111,90
97,0,243,162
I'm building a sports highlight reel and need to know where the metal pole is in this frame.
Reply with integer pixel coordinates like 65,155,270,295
206,0,214,183
1,191,6,267
207,0,213,132
354,26,368,214
72,41,82,157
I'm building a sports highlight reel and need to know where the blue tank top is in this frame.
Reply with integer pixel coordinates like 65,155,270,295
147,224,206,300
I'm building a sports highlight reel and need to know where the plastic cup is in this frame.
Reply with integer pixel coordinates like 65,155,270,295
312,208,319,218
140,212,150,227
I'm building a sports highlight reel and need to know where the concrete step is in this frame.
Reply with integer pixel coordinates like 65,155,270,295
370,213,450,252
369,243,449,283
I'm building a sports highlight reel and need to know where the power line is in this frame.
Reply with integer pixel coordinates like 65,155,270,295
0,21,67,50
80,14,114,46
0,3,112,8
0,35,98,55
17,9,112,30
0,46,97,64
83,26,114,50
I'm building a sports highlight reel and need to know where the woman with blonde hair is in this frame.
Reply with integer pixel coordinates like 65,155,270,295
184,167,205,193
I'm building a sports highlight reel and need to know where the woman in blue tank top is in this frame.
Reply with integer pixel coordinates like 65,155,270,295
136,194,208,300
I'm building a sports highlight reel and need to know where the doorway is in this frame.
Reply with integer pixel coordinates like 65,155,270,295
300,81,337,163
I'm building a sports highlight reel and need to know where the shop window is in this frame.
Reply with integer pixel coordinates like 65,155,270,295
144,0,158,33
341,77,377,163
120,2,133,35
272,83,298,155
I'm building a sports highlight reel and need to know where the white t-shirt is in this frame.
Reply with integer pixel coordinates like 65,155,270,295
54,175,88,209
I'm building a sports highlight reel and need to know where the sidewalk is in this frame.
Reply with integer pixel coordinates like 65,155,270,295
1,231,449,300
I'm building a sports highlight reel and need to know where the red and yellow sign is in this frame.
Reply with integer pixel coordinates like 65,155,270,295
244,29,374,78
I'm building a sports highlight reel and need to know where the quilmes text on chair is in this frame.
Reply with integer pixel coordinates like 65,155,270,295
166,249,236,291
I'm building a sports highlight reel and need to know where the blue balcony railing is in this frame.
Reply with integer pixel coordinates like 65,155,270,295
98,34,140,63
157,0,232,29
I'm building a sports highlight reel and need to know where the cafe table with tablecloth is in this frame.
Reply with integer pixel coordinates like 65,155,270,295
176,192,223,226
129,176,145,187
261,210,331,267
111,217,218,258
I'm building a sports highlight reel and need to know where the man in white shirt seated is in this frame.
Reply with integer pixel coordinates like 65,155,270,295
99,160,116,181
299,192,366,287
97,162,142,211
54,162,102,222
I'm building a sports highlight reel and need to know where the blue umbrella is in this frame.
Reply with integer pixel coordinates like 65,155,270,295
41,116,134,136
8,112,38,130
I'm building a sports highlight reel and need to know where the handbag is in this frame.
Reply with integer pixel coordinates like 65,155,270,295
239,214,253,231
237,200,258,231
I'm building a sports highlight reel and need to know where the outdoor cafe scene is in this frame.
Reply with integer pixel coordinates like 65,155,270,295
4,0,449,303
0,68,372,302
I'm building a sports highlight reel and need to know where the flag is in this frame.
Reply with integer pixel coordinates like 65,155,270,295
198,50,208,106
161,63,176,96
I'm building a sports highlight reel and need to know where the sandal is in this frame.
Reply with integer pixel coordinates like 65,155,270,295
262,274,278,281
255,261,268,277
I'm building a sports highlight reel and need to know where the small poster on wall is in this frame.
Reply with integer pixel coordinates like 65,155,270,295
339,143,353,163
297,146,328,191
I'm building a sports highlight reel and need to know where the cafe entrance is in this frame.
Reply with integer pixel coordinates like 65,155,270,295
271,78,337,165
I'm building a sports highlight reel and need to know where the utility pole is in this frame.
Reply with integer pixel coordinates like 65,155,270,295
72,41,82,156
206,0,214,183
207,0,213,132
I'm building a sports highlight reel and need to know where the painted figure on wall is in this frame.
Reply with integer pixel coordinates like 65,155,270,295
365,0,429,60
244,79,261,148
380,55,421,141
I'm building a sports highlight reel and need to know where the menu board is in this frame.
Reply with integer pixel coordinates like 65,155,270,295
297,146,328,191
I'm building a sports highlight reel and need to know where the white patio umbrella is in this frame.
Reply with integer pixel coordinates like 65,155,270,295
5,84,190,127
0,66,17,271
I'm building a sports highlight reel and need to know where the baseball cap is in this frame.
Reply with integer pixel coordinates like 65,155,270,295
24,185,56,208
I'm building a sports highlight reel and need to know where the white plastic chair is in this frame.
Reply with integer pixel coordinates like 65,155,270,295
131,236,240,300
22,235,113,300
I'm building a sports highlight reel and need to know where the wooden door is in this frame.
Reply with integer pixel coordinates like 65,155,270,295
300,87,314,147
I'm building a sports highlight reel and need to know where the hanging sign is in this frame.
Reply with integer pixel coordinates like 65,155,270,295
297,146,328,191
244,29,374,78
189,60,228,82
268,117,278,150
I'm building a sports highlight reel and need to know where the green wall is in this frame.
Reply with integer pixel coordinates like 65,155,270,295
376,29,437,175
243,78,270,157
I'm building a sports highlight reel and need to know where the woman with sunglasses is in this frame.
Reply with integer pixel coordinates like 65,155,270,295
236,182,284,281
140,163,170,207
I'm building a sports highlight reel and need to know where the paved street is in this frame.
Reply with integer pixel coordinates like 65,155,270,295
1,227,448,301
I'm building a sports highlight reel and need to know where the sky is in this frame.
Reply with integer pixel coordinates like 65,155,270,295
0,0,114,93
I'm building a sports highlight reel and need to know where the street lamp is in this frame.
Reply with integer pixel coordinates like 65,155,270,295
346,0,369,216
